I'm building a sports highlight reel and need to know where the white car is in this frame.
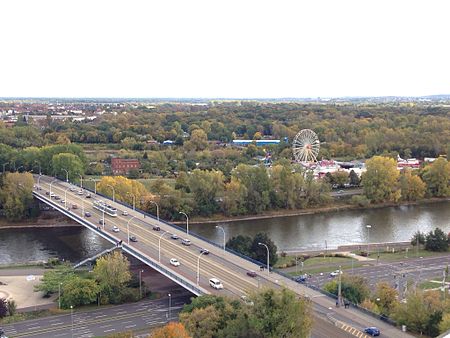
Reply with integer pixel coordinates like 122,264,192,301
209,278,224,290
77,190,84,195
329,270,343,277
122,210,128,216
170,258,180,267
112,226,120,233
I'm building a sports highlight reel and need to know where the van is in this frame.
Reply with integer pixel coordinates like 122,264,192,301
209,278,223,290
182,239,191,246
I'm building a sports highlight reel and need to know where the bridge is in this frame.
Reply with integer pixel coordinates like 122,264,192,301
32,174,412,338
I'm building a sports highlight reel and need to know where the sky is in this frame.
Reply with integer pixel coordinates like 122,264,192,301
1,0,450,98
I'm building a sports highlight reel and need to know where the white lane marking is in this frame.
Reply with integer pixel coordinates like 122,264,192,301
125,324,136,329
104,328,116,332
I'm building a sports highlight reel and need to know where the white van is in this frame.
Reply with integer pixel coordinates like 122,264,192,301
209,278,223,290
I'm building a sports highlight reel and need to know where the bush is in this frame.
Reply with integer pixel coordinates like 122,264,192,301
425,228,448,252
351,195,370,207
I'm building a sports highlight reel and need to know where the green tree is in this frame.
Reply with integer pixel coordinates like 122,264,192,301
61,277,100,308
188,169,224,216
226,235,253,257
251,233,278,266
35,264,75,295
222,177,247,215
51,152,84,181
331,171,349,188
422,157,450,197
425,228,448,252
323,275,370,304
6,299,17,316
93,251,131,302
0,172,35,220
410,231,426,246
349,170,360,186
362,156,400,203
399,169,426,201
373,282,399,316
188,129,208,151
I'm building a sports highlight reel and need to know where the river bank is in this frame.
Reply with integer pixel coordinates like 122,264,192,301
0,212,79,229
186,196,450,224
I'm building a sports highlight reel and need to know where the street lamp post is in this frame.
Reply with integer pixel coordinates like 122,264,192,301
107,184,115,202
79,174,83,189
258,242,270,276
148,200,160,221
64,187,71,209
62,169,69,182
70,305,74,338
179,211,189,235
337,265,342,307
89,178,99,194
50,179,58,196
58,282,62,309
127,216,137,244
366,224,372,256
215,225,226,252
197,251,206,285
139,269,144,299
158,231,170,262
127,192,136,211
37,174,43,189
168,293,172,321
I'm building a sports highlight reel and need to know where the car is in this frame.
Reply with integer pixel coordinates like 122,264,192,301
200,248,209,255
152,225,161,231
72,204,78,209
129,236,138,242
122,210,128,216
99,219,105,225
85,193,92,198
50,192,55,197
54,195,61,200
246,271,257,278
0,328,8,338
70,187,76,192
60,199,65,204
337,190,344,194
171,234,179,240
295,275,307,283
45,191,50,195
77,190,84,195
209,278,223,290
364,327,380,336
329,270,342,277
182,239,191,246
170,258,180,266
84,212,91,217
112,226,120,233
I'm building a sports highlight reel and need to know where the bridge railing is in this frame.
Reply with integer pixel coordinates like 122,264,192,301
33,190,205,296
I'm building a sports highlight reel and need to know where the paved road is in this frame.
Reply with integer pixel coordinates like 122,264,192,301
2,295,190,337
33,175,412,337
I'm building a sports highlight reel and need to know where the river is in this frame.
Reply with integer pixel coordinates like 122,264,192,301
0,200,449,264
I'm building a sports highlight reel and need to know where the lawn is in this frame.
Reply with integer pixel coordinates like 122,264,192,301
276,254,361,275
357,248,449,262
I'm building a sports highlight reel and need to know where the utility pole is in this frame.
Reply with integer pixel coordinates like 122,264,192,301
337,265,342,307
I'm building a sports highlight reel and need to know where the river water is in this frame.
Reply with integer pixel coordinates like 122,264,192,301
0,201,449,264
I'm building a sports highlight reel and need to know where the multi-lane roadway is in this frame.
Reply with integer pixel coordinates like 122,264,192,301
32,175,413,338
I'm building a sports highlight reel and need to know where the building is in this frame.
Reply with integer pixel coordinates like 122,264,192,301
232,139,280,146
111,158,140,175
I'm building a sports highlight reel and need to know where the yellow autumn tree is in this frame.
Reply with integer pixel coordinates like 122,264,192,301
151,322,191,338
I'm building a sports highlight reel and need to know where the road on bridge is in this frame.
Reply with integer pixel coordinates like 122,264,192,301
33,175,413,338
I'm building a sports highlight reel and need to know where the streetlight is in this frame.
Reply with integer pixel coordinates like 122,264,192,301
127,192,136,211
79,174,83,189
258,242,270,276
197,251,206,286
337,265,342,307
70,305,74,338
168,293,172,321
216,225,226,252
64,186,71,209
127,216,137,244
148,200,160,221
107,184,115,202
62,168,69,182
139,269,144,299
50,179,58,196
89,178,99,194
179,211,189,235
366,224,372,256
58,282,62,309
158,231,170,262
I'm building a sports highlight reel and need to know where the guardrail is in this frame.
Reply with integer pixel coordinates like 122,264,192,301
33,190,205,296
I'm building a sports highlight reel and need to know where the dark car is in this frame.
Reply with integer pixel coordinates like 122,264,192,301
295,275,307,283
84,212,91,217
45,191,50,195
98,219,105,225
364,327,380,336
85,193,92,198
152,225,161,231
246,271,257,278
171,234,179,240
200,248,209,255
129,236,138,242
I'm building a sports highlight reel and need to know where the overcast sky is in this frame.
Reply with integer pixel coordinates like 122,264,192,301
1,0,449,98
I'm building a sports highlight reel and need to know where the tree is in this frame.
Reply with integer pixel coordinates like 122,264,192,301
187,169,224,216
422,157,450,197
181,305,221,338
439,313,450,334
331,171,349,188
0,298,7,318
151,322,191,338
7,299,17,316
189,129,208,151
61,277,100,309
51,152,84,181
399,169,426,201
425,228,448,252
35,264,75,295
0,172,35,220
410,231,426,246
222,177,247,216
250,233,278,266
373,282,398,316
93,251,131,302
323,275,370,304
349,170,360,186
226,235,253,257
362,156,400,203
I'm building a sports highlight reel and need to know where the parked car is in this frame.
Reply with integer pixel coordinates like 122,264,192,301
72,204,78,209
246,271,257,278
84,212,91,217
200,248,209,255
152,225,161,231
209,278,223,290
122,210,128,216
170,258,180,266
329,270,342,277
112,226,120,233
98,219,105,225
171,234,179,240
364,327,380,336
129,236,138,242
182,239,191,246
85,193,91,198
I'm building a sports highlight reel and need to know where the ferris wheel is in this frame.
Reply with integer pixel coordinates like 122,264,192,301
292,129,320,163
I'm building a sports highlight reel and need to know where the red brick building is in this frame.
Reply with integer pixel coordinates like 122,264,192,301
111,158,140,175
